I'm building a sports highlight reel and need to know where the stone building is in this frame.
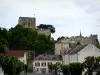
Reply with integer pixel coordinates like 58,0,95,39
59,32,99,46
18,16,52,36
37,29,51,37
18,16,36,28
55,32,99,55
33,54,62,74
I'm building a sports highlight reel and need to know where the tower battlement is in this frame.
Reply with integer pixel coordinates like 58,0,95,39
18,16,36,28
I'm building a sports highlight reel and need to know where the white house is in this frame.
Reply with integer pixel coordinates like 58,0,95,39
63,44,100,65
0,67,4,75
5,50,27,64
33,54,62,74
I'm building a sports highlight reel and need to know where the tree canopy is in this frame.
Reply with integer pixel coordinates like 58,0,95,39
0,55,24,75
0,24,55,54
37,24,55,33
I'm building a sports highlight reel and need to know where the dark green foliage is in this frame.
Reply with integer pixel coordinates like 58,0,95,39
49,63,83,75
57,36,65,42
48,63,61,74
83,56,100,75
61,65,69,75
0,44,6,53
8,25,38,50
77,41,81,45
0,24,55,54
0,55,24,75
95,44,100,49
37,24,55,33
0,28,9,53
69,62,84,75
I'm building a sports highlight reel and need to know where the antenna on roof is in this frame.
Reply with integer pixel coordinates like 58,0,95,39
80,28,82,37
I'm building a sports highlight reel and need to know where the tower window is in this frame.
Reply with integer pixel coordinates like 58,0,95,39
28,22,30,27
23,23,25,27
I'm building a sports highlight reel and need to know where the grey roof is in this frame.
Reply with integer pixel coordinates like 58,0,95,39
66,44,87,55
34,54,62,60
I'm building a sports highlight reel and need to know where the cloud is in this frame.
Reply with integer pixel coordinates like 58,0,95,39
0,0,100,40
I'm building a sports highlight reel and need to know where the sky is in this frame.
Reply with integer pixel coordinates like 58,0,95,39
0,0,100,40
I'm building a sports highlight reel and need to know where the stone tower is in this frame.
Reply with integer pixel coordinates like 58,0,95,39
18,15,36,28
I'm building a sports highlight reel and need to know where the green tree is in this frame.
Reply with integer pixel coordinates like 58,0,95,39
33,40,48,54
83,56,95,75
37,24,55,33
0,55,24,75
69,62,84,75
48,64,53,73
77,41,81,45
8,24,38,50
61,65,69,75
0,44,6,53
95,44,100,49
48,63,61,74
0,24,55,54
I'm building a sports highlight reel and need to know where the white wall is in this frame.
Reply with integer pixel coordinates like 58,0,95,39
78,44,100,63
55,43,69,55
37,29,51,36
63,54,70,65
18,52,27,64
69,54,78,63
33,60,62,74
0,67,4,75
63,44,100,64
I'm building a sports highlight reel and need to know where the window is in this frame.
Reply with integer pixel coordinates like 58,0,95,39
49,69,52,73
36,68,39,72
23,23,25,27
48,62,52,65
28,22,30,27
41,68,46,73
35,62,40,67
41,62,46,67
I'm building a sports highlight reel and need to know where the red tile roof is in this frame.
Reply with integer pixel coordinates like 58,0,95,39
5,50,25,57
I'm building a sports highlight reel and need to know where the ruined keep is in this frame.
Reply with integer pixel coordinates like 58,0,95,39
18,16,36,28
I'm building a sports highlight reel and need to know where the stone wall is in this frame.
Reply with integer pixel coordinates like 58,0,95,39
18,17,36,28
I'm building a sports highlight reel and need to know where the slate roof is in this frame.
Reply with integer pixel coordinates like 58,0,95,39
65,44,88,55
35,54,62,60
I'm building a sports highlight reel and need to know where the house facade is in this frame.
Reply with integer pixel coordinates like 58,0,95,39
5,50,27,64
33,54,62,74
0,67,4,75
63,44,100,65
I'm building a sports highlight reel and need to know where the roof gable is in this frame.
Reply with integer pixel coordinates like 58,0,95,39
66,44,87,54
66,44,100,55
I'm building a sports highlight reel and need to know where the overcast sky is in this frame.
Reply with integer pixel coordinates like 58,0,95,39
0,0,100,40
